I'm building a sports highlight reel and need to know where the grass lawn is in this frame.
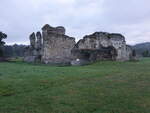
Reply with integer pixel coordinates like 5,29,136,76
0,58,150,113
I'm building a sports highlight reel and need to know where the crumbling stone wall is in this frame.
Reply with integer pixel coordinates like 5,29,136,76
24,24,76,64
24,25,136,65
24,32,42,62
41,24,76,64
71,32,134,65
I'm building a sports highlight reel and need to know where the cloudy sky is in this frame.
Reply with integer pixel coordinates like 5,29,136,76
0,0,150,45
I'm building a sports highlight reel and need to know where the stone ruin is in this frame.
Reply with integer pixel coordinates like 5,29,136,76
24,24,76,65
24,32,42,63
24,24,136,65
71,32,135,65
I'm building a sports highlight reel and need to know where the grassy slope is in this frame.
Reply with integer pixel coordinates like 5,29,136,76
0,59,150,113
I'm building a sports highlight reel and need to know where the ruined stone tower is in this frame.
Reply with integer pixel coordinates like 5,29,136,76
36,32,42,49
24,32,42,62
24,24,76,64
41,24,76,64
30,33,36,48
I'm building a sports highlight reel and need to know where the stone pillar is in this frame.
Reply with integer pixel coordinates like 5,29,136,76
41,24,50,63
29,32,36,48
36,32,42,49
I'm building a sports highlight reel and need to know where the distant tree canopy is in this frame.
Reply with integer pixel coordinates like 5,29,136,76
132,50,136,57
0,31,7,57
142,50,150,57
0,31,27,58
133,42,150,57
3,44,27,57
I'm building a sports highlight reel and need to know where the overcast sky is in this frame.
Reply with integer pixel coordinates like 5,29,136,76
0,0,150,45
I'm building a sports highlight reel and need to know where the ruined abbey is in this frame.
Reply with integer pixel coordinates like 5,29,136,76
24,24,136,65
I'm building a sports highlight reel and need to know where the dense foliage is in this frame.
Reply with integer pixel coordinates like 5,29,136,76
0,31,27,58
0,31,7,57
3,44,27,57
142,50,150,57
133,42,150,57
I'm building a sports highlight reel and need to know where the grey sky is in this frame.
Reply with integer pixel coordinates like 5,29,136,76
0,0,150,45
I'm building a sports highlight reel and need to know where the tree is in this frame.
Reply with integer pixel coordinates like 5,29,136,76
132,49,136,57
3,44,27,57
0,31,7,57
142,50,149,57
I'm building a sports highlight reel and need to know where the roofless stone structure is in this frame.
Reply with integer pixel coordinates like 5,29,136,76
24,24,76,65
24,24,136,65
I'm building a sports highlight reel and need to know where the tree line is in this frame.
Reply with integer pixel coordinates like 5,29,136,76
0,31,7,57
142,50,150,57
133,42,150,57
3,44,27,57
0,31,27,58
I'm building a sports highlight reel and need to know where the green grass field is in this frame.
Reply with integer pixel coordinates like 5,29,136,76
0,58,150,113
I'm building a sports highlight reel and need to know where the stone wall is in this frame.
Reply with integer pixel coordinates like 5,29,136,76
24,32,42,62
41,24,76,64
24,25,136,65
71,32,134,65
24,24,76,65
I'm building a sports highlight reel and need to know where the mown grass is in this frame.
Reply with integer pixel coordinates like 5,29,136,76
0,58,150,113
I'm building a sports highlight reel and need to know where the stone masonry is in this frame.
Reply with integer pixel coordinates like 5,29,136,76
24,24,76,64
71,32,135,65
41,24,76,64
24,24,136,65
